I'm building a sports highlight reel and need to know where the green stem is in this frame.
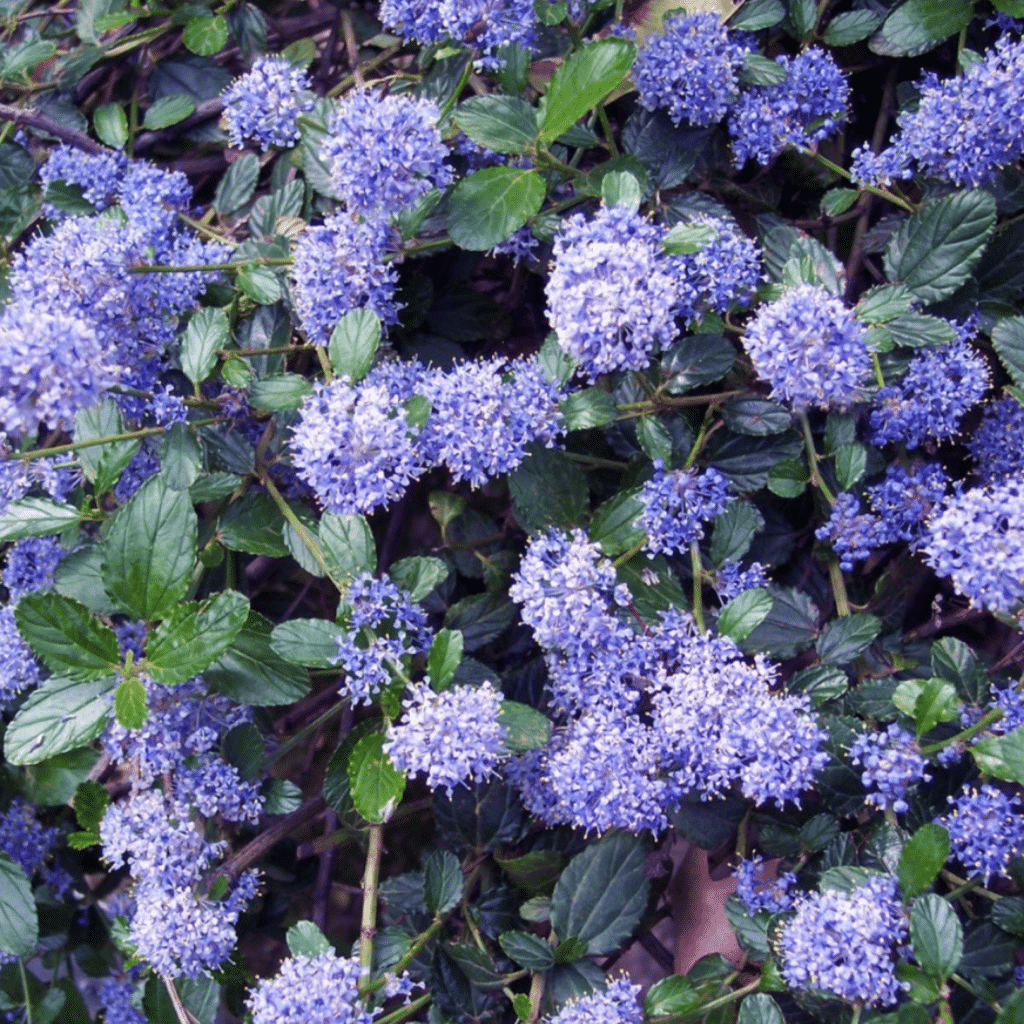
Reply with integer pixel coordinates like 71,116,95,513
613,538,647,569
438,57,474,122
940,868,999,901
828,558,851,617
652,977,761,1024
871,352,886,387
260,471,342,587
18,960,32,1024
402,237,454,258
12,419,220,462
799,411,836,505
359,824,385,996
220,344,315,357
562,451,630,471
161,976,194,1024
812,153,916,213
127,257,293,274
376,993,432,1024
327,43,405,98
368,917,444,991
263,701,347,770
690,541,705,633
920,707,1003,756
597,103,619,157
616,389,746,414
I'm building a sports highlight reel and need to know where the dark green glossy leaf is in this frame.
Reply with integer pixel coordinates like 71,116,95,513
992,316,1024,388
909,893,962,979
389,556,449,602
0,854,37,957
738,994,784,1024
328,308,380,383
447,166,545,250
429,629,464,691
249,373,312,411
662,334,735,392
0,497,81,542
180,307,228,386
815,613,880,665
444,594,515,652
348,732,405,824
14,593,120,680
270,618,346,668
499,930,554,971
898,823,950,898
560,387,618,430
143,93,196,130
869,0,972,56
454,95,537,154
823,8,883,44
509,446,589,533
499,700,551,753
424,850,463,915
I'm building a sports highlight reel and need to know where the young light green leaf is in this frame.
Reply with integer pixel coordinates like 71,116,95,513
143,94,196,130
93,102,128,148
287,920,333,958
429,629,464,691
328,309,381,383
347,732,405,824
717,588,773,644
183,14,229,56
537,39,636,144
74,398,140,497
114,675,148,730
897,823,950,898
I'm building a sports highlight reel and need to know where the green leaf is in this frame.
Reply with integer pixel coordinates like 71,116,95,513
348,732,405,824
74,780,110,833
454,95,538,154
93,103,128,148
766,457,808,498
710,500,764,566
789,664,849,706
444,594,516,652
589,489,645,557
717,588,772,644
238,264,282,303
143,94,196,130
560,387,618,430
885,312,956,348
0,497,81,542
328,309,381,383
0,854,37,957
144,590,250,685
14,593,120,680
537,39,636,143
821,187,860,217
447,166,546,251
869,0,972,57
815,613,880,665
429,629,464,691
388,556,449,602
284,502,326,576
287,920,332,958
550,832,650,955
159,422,202,492
320,512,377,585
741,52,788,86
499,931,554,971
183,14,229,56
992,317,1024,388
264,778,302,814
218,492,287,557
972,726,1024,784
600,169,643,212
898,823,950,898
270,618,346,668
913,678,959,737
635,416,673,464
662,335,735,392
508,446,589,533
721,398,792,437
181,307,228,386
645,976,701,1016
5,674,116,765
424,850,463,915
249,373,312,411
74,399,140,497
729,0,786,30
822,9,883,44
883,191,996,304
102,474,198,619
738,994,784,1024
992,896,1024,937
114,675,148,729
499,700,552,754
22,748,100,807
834,442,866,490
910,893,962,980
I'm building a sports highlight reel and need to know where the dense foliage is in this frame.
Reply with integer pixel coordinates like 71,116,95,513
1,1,1024,1023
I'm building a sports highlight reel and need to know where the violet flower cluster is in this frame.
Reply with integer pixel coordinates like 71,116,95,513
848,724,929,814
939,784,1024,883
221,55,315,151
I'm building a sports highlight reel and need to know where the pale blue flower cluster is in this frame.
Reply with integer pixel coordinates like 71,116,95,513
289,214,401,345
778,876,907,1007
0,606,40,705
633,11,747,127
544,975,642,1024
94,977,146,1024
734,855,798,914
816,493,882,570
320,90,453,216
38,144,126,216
385,679,506,793
379,0,538,65
848,724,929,814
247,951,377,1024
923,479,1024,612
713,560,769,601
743,285,870,410
0,798,67,895
851,36,1024,187
222,55,315,151
940,784,1024,883
333,573,432,704
968,396,1024,483
290,357,565,514
728,48,849,167
636,463,734,556
2,537,66,601
870,341,990,449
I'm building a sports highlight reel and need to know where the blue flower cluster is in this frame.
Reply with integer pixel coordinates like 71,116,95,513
633,11,747,127
2,536,66,601
0,606,40,705
38,144,125,215
637,463,734,556
94,977,146,1024
320,90,453,216
222,55,315,151
0,798,68,896
544,975,642,1024
848,723,929,814
968,396,1024,483
870,341,990,449
247,950,379,1024
289,214,401,345
385,680,506,793
816,493,884,570
290,356,565,514
940,784,1024,883
729,48,849,167
923,479,1024,613
713,559,769,601
852,36,1024,187
333,573,432,704
734,855,797,914
778,876,907,1007
865,462,949,545
546,206,684,379
743,285,871,410
379,0,538,65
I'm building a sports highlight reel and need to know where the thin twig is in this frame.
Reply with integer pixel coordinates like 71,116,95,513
0,101,111,155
